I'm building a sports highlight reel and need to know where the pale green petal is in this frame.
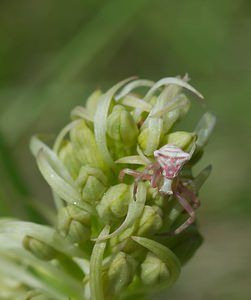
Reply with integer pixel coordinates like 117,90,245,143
36,149,94,214
94,78,135,171
30,136,74,184
118,95,152,112
144,77,204,102
115,155,147,165
115,79,154,100
90,225,110,300
53,120,81,154
150,94,189,118
71,106,94,122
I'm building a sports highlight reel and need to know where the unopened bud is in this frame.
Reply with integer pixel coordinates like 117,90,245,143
138,128,161,156
57,204,91,244
76,166,107,206
70,120,105,170
96,184,131,221
107,105,139,146
141,252,169,285
58,141,81,179
163,131,196,150
136,205,163,236
106,252,137,296
23,236,57,261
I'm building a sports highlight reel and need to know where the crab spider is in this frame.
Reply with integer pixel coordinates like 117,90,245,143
119,144,200,235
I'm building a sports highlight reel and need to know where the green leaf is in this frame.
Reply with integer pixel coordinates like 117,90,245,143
195,112,216,149
194,165,212,191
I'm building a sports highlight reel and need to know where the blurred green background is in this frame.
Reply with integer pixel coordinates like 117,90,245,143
0,0,250,299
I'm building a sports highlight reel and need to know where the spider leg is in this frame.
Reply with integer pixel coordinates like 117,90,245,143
132,170,152,200
173,191,196,234
133,178,140,201
179,183,201,209
150,166,162,189
119,167,152,201
156,191,196,237
119,168,142,182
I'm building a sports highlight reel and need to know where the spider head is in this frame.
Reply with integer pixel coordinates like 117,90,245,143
154,144,191,179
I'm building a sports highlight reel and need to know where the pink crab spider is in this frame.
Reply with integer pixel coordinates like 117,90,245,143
119,144,200,235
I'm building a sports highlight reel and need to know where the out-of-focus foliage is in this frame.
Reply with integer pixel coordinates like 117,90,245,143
0,0,251,299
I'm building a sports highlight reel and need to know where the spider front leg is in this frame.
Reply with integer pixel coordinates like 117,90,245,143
148,163,162,189
156,190,196,236
119,168,143,182
119,168,152,199
173,191,196,234
179,183,200,209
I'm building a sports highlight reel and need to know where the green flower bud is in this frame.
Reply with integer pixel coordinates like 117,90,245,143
76,166,107,206
107,105,139,146
136,205,163,236
58,141,81,179
57,204,91,244
141,252,169,285
70,120,105,170
163,131,196,150
138,127,161,156
106,252,137,296
96,183,131,221
23,236,57,261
